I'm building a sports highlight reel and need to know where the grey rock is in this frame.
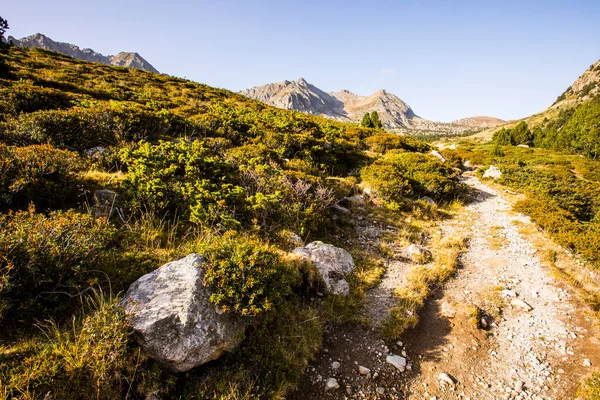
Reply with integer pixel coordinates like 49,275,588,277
439,372,455,385
441,301,456,318
420,196,437,206
325,378,340,390
293,242,355,296
511,298,533,311
483,165,502,180
84,146,106,158
359,366,371,375
121,254,244,372
386,354,407,372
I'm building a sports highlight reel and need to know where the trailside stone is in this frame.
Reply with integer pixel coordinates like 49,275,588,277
121,254,245,372
293,242,355,296
359,366,371,375
511,298,533,311
386,354,407,372
325,378,340,390
441,301,456,318
483,165,502,180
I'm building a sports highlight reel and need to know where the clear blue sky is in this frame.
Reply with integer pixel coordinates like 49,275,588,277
4,0,600,121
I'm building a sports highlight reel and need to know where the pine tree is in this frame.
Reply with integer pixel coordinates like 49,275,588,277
370,111,382,129
0,17,8,43
361,113,373,128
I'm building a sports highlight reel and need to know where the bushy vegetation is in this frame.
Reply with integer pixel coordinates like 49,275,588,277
0,46,460,398
361,151,462,205
493,96,600,159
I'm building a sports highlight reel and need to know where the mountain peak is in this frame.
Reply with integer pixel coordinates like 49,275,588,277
295,77,308,85
10,33,159,73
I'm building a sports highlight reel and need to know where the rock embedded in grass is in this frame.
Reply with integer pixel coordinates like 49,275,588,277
293,242,355,296
120,254,245,372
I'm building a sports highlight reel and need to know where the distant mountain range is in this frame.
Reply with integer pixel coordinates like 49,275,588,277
7,33,159,73
240,78,505,133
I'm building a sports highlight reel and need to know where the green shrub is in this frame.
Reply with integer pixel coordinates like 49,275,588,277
199,232,300,316
0,209,115,321
0,79,73,119
0,144,83,210
361,152,460,203
364,133,430,154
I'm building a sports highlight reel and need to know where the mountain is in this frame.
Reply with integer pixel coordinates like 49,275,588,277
7,33,159,73
452,116,505,129
241,78,502,133
240,78,423,129
551,59,600,108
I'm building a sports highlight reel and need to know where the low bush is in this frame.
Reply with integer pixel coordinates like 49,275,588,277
199,232,300,316
361,151,461,204
0,143,84,210
0,208,115,321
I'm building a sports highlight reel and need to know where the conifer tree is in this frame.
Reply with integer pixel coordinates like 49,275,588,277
370,111,382,129
0,17,8,42
361,112,373,128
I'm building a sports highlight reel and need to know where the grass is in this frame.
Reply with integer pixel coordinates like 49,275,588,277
381,232,468,339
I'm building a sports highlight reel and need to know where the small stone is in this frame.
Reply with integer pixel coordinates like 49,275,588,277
332,361,341,370
511,298,533,311
441,301,456,318
325,378,340,390
377,387,385,394
372,372,379,379
386,354,407,372
514,381,524,392
345,384,352,395
584,359,592,367
439,373,455,385
359,366,371,375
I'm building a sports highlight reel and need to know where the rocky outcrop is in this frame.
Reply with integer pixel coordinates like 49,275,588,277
120,254,244,372
293,242,355,296
8,33,159,73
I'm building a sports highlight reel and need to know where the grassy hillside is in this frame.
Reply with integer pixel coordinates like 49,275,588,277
0,45,461,399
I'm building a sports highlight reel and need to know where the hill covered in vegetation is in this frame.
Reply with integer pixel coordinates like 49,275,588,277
0,45,462,399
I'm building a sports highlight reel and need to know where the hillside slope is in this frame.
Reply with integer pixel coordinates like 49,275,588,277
8,33,159,73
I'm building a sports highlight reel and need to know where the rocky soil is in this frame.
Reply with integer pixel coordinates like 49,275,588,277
291,173,600,399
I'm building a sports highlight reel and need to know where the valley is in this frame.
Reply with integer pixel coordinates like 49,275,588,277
1,22,600,400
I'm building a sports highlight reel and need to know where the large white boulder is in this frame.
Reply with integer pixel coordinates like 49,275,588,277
293,242,355,296
121,254,244,372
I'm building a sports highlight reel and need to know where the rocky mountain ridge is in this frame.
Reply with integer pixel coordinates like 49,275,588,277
241,78,504,133
8,33,159,73
551,59,600,109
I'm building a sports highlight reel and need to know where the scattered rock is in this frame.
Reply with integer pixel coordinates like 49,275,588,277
439,372,455,385
332,361,341,370
121,254,245,372
358,366,371,375
325,378,340,390
514,380,524,392
517,144,530,148
407,244,432,263
84,146,106,158
584,358,592,367
376,387,385,394
332,204,351,214
440,301,456,318
501,289,517,298
420,196,437,206
511,298,533,311
386,354,407,372
340,195,366,208
345,384,352,395
430,150,447,163
483,165,502,180
293,242,355,296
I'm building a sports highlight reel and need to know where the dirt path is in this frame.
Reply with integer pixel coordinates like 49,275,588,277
291,174,600,399
403,174,600,400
